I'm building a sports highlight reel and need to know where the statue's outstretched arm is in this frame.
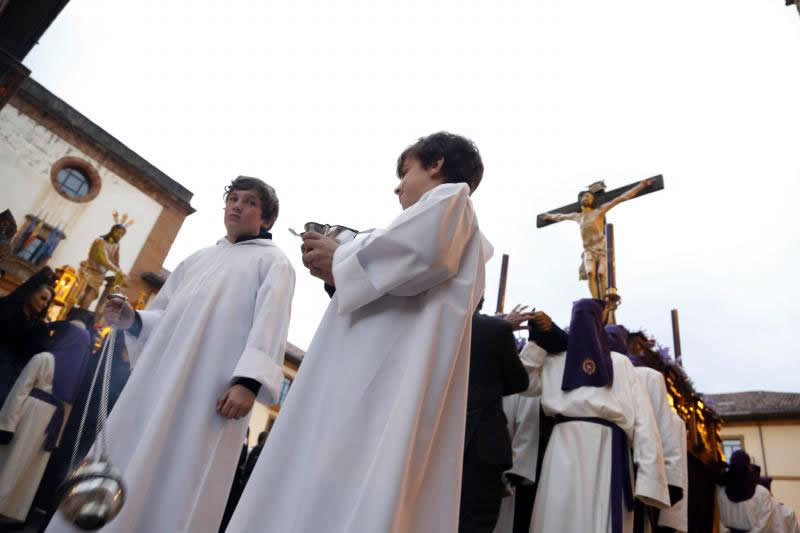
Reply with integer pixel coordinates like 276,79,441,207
543,212,580,223
598,178,654,215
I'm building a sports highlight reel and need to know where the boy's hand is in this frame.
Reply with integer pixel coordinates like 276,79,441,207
217,384,256,420
301,232,339,286
104,297,135,329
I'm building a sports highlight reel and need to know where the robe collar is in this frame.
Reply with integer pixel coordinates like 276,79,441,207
218,229,274,247
562,299,614,391
235,228,273,243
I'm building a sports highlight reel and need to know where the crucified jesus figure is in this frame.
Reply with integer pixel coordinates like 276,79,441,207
542,177,655,299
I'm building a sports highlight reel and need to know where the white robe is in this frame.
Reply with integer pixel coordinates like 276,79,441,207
657,413,688,532
633,366,684,533
519,343,670,533
493,394,541,533
635,367,682,489
46,237,295,533
0,352,57,522
718,485,781,532
228,183,491,533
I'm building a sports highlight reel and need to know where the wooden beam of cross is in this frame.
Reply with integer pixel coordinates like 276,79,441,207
536,174,664,228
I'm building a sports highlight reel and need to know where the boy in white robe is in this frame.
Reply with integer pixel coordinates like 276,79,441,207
518,300,670,533
46,176,295,533
228,132,490,533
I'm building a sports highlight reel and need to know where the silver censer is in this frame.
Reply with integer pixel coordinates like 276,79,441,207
56,295,127,529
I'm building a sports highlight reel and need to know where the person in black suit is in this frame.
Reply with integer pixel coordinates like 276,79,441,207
241,431,267,485
458,299,531,533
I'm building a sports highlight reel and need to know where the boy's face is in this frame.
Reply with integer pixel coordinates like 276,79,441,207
225,189,264,240
394,155,444,210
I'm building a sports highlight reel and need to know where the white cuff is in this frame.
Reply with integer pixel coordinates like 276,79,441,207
332,242,382,315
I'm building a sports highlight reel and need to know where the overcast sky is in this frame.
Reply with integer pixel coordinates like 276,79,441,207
24,1,800,394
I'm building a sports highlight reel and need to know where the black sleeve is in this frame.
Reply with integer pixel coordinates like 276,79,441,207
232,377,262,396
668,485,684,506
498,321,529,395
531,322,568,354
324,283,336,298
127,312,143,337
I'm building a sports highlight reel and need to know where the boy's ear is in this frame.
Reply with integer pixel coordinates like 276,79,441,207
428,158,445,179
261,215,277,231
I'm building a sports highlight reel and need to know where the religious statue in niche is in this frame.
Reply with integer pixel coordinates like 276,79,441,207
77,211,132,310
540,177,656,300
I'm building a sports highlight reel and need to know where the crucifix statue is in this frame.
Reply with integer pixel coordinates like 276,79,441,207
537,175,664,305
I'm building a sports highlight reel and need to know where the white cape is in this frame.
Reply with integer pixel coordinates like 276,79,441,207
229,183,491,533
519,343,670,533
0,352,56,523
47,237,295,533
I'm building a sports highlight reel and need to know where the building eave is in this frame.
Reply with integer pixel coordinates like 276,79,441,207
14,78,195,214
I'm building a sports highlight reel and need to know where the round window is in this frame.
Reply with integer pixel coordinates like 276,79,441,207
55,167,91,199
50,157,102,203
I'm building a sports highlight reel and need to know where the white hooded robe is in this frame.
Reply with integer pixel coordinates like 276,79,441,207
228,183,491,533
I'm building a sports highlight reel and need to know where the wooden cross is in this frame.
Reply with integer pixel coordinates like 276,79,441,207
536,175,664,319
536,175,664,229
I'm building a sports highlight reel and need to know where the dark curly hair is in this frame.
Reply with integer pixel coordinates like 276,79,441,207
224,176,279,230
396,132,484,193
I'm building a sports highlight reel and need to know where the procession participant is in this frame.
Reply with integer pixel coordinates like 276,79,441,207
492,394,540,533
45,176,295,533
0,352,58,525
519,300,670,533
0,322,89,524
229,132,490,533
605,325,684,532
0,268,54,406
458,298,529,533
656,412,689,533
717,450,781,533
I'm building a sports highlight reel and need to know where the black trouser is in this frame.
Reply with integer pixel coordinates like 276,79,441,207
458,459,505,533
512,482,536,533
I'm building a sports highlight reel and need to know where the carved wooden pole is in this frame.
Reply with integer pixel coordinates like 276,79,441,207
495,254,509,315
671,308,683,366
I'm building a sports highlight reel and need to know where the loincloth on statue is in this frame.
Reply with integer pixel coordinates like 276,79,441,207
78,261,107,292
579,248,607,280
